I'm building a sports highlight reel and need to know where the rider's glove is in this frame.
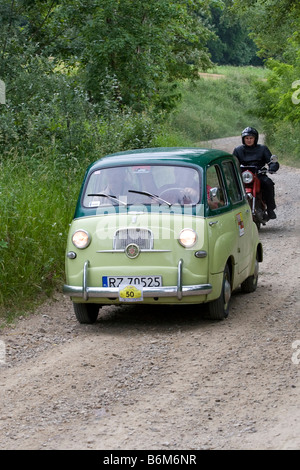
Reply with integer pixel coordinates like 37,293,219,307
268,162,279,173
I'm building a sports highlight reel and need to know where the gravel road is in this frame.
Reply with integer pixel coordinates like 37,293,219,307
0,137,299,450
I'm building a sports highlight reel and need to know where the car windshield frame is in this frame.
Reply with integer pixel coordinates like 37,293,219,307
82,164,203,210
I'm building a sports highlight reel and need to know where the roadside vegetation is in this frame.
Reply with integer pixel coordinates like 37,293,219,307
233,0,300,165
162,66,265,145
0,0,299,322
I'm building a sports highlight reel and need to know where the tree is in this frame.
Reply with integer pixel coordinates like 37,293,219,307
232,0,300,122
75,0,213,111
233,0,300,159
232,0,300,60
207,1,262,66
0,0,213,113
0,0,215,154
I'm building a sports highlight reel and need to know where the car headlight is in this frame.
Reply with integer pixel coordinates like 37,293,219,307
72,230,91,249
242,170,254,184
178,228,197,248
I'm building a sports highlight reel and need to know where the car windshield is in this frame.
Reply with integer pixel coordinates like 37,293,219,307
83,165,202,207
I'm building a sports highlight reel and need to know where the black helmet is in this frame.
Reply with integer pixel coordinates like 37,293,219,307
241,127,259,145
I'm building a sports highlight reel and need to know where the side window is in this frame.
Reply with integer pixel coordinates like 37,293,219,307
222,161,243,204
206,165,226,210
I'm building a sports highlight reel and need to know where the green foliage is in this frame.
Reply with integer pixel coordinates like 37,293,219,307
233,0,300,162
77,0,213,111
0,0,214,114
0,0,214,158
167,66,264,142
232,0,300,60
208,1,262,66
253,49,300,162
255,54,300,124
0,62,159,157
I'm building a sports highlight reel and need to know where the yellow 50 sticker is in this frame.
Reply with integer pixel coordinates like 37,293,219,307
119,285,143,302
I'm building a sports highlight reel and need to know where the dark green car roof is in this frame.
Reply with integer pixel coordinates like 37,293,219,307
87,147,232,171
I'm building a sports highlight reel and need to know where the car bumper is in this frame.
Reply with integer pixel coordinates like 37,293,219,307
63,259,212,302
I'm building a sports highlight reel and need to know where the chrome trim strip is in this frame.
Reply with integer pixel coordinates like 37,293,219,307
83,260,89,301
177,259,183,300
96,249,171,253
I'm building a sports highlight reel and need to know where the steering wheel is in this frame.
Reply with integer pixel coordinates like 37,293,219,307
159,187,185,204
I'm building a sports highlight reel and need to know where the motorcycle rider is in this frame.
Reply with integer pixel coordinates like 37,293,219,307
233,127,279,220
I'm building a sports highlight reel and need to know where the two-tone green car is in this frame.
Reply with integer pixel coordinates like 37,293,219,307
63,147,263,323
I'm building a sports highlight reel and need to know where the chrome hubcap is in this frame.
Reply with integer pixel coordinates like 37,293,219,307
224,278,231,307
254,259,259,282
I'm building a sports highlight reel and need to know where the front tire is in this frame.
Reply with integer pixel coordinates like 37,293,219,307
241,257,259,293
73,303,99,324
207,265,231,320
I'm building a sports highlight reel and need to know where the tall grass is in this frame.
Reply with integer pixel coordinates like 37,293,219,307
162,66,267,144
0,152,86,322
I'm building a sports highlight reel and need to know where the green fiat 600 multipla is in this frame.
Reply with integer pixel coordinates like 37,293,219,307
63,147,263,323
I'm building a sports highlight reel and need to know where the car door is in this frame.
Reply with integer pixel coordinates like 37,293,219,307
222,160,253,274
206,163,236,276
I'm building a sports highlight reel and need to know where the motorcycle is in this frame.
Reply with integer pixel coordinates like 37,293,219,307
241,155,278,230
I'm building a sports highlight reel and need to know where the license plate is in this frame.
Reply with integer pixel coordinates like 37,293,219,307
102,276,162,288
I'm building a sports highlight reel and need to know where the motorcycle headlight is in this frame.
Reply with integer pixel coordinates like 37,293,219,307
178,228,197,248
72,230,91,249
242,170,254,184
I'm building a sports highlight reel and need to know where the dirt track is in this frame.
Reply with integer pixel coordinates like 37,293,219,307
0,137,299,450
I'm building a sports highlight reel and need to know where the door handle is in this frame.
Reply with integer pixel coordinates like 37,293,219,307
209,221,218,226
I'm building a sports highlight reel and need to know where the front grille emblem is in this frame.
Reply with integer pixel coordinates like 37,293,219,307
125,243,140,259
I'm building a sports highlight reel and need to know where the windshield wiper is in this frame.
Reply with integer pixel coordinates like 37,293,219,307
128,189,172,207
87,193,128,206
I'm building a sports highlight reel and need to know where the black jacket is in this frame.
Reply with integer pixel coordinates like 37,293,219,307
233,144,272,169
